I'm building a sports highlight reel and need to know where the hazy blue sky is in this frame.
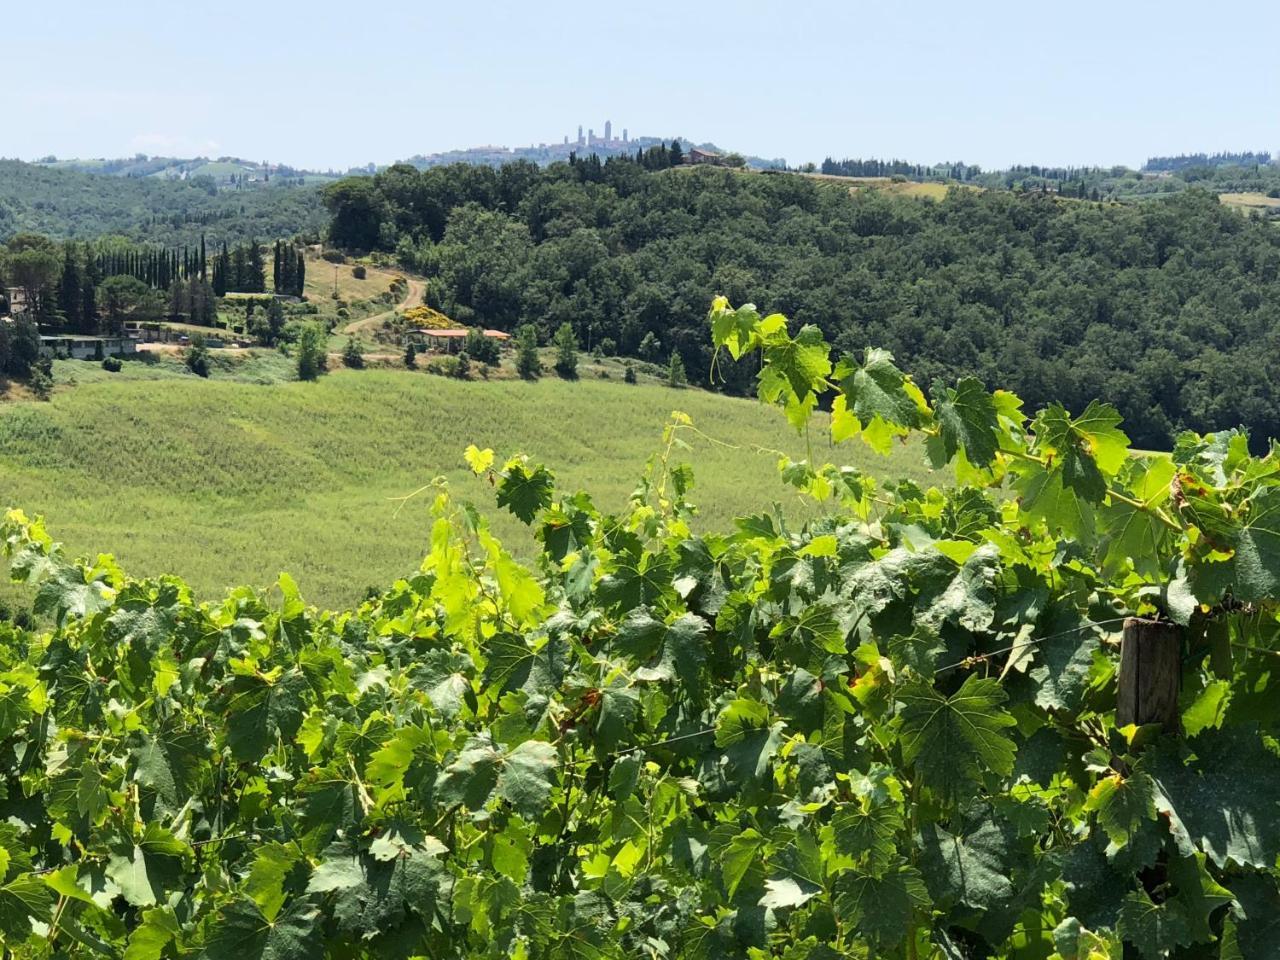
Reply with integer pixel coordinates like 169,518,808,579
5,0,1278,170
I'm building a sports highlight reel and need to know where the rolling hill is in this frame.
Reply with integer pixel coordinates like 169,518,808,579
0,359,937,608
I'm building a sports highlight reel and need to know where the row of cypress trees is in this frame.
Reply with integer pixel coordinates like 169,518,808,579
96,237,208,291
272,240,306,297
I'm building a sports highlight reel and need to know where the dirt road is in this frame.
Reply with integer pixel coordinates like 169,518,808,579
342,277,425,335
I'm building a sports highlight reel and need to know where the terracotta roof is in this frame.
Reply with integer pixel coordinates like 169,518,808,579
412,328,511,339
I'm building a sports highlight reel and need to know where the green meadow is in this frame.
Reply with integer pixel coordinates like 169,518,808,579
1,358,940,609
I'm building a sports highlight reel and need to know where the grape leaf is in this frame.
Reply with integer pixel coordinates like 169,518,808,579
918,817,1014,912
1117,890,1192,960
928,377,1000,467
832,799,901,876
1148,727,1280,869
200,897,322,960
496,459,555,524
833,861,930,948
1085,771,1157,853
897,676,1017,801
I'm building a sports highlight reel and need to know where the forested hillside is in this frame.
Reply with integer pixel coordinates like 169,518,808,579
0,160,327,246
324,159,1280,450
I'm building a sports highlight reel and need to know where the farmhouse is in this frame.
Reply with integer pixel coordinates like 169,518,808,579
39,335,138,360
687,147,725,166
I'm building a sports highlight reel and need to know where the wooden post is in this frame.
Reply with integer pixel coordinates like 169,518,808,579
1116,617,1181,733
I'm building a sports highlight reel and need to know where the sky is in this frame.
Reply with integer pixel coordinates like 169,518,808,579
3,0,1278,171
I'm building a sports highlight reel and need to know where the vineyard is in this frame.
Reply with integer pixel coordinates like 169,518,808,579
1,298,1278,958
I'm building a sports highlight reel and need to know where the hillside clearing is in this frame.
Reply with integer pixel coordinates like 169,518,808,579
1219,191,1280,211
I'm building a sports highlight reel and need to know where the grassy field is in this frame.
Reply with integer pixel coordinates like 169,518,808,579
1,361,940,610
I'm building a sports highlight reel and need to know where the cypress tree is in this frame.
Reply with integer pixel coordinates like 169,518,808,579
199,234,207,280
295,249,305,297
213,243,229,296
667,349,686,388
247,240,265,293
59,243,83,332
230,246,247,293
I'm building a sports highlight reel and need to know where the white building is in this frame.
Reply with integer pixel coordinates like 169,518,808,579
39,335,138,360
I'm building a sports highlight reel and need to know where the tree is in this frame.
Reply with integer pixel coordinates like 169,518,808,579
552,322,578,379
667,349,686,388
212,243,229,296
230,245,247,293
638,331,662,363
246,240,266,293
455,349,471,379
404,341,417,368
273,239,286,295
265,298,286,345
294,248,306,297
669,140,685,166
624,360,637,384
99,275,163,332
322,178,387,251
296,324,327,381
3,234,60,319
58,243,83,332
516,324,541,380
0,313,41,377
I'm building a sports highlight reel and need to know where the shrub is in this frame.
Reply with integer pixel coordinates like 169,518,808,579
186,336,211,378
296,324,328,381
600,337,617,356
402,305,455,330
553,323,578,380
624,361,637,384
404,342,417,368
425,356,458,377
455,350,471,379
29,368,53,400
352,265,367,280
464,328,501,366
342,338,364,369
321,249,346,264
101,356,123,373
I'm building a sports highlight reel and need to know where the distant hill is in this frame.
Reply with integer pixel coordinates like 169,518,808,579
0,159,327,245
1143,151,1274,173
401,134,786,171
28,154,345,188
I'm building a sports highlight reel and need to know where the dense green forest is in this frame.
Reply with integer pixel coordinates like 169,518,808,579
0,160,327,246
323,159,1280,450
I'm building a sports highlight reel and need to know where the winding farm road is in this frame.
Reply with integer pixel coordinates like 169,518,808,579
341,277,425,335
